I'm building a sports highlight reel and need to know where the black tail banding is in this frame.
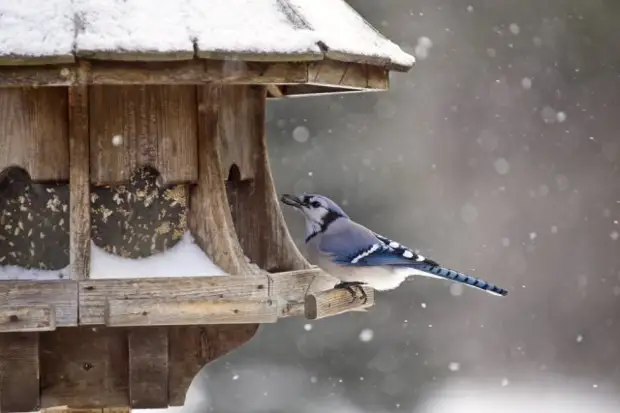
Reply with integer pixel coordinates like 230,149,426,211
417,264,508,296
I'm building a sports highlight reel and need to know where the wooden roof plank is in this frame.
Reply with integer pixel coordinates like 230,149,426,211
0,0,75,65
73,0,195,61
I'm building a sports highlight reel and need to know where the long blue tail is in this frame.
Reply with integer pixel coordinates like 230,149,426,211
415,264,508,296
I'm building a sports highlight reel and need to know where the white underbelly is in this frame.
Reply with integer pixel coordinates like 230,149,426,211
316,259,411,291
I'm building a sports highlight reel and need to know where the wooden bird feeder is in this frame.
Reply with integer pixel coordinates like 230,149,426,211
0,1,414,411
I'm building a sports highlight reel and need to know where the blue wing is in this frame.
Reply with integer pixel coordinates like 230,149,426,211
318,220,439,268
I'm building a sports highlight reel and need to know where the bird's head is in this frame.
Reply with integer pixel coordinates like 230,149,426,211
280,193,349,237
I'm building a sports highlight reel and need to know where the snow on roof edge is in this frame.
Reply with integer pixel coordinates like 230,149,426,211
0,0,415,71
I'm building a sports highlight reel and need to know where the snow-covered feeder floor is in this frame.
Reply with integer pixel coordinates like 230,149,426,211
0,264,69,281
0,231,228,280
90,231,228,279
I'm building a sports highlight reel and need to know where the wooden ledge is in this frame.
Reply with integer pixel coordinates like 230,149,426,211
0,280,78,328
105,297,277,326
305,287,375,320
79,275,270,325
0,305,55,332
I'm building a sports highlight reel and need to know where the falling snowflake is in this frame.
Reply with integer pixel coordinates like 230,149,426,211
493,158,510,175
292,125,310,143
112,135,123,147
509,23,520,35
359,328,374,342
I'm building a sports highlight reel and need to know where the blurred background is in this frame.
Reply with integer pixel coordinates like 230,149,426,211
182,0,620,412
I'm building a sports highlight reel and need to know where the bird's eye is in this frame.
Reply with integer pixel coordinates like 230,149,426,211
310,201,321,208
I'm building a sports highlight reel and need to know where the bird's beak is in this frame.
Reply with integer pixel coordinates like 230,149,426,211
281,194,304,209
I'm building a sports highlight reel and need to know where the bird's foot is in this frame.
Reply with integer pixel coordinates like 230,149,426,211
334,281,368,304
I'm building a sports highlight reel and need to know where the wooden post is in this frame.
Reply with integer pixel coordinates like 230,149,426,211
69,84,91,281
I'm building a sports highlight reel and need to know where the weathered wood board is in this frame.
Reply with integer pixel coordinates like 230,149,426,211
89,85,198,185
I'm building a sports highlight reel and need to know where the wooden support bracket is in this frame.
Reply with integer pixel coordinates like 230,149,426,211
128,327,168,409
305,287,375,320
105,297,277,327
0,333,40,412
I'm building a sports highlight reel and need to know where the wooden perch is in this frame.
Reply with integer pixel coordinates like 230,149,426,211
105,298,277,327
304,287,375,320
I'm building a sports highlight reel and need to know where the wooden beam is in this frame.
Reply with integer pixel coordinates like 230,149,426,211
106,298,277,327
69,83,91,281
0,280,78,326
0,59,390,93
0,333,40,412
0,305,55,332
305,287,375,320
0,65,75,87
79,276,270,325
272,84,370,99
129,327,168,409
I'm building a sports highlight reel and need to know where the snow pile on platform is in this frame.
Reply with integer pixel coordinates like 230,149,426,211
0,264,69,281
90,231,227,279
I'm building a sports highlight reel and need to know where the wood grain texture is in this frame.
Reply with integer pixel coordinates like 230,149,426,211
128,327,168,409
168,324,259,405
0,281,78,326
0,305,55,332
40,327,129,408
0,87,69,181
79,276,269,325
189,85,258,276
0,333,40,412
69,85,91,281
106,298,277,327
89,85,198,185
305,287,375,320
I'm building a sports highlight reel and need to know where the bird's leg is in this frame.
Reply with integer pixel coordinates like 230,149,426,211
334,281,368,304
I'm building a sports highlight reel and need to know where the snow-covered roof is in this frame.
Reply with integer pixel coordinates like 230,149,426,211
0,0,414,71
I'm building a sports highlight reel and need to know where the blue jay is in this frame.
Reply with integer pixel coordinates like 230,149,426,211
281,193,508,302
